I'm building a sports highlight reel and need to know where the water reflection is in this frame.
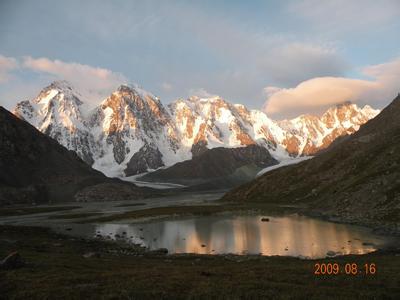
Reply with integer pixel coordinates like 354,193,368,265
94,215,394,258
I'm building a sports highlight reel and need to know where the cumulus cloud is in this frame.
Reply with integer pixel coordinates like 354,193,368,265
263,57,400,119
0,55,18,83
22,56,127,104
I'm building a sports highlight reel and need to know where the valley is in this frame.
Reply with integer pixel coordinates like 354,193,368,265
2,1,400,298
1,195,400,299
1,91,399,298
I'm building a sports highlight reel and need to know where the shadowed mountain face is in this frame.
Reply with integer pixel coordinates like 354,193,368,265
140,144,278,189
0,107,148,205
222,95,400,229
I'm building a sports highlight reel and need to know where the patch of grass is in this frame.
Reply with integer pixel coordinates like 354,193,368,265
114,202,147,208
84,204,248,223
0,206,81,217
86,203,302,224
47,212,103,220
0,225,399,299
378,208,400,222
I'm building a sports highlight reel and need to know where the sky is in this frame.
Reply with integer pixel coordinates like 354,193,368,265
0,0,399,119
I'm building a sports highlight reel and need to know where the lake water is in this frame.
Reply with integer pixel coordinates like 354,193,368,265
93,214,397,258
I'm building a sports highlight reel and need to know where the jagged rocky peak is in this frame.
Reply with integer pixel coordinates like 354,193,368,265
14,80,81,120
277,101,380,156
89,83,184,177
15,80,85,123
99,84,172,129
35,80,81,102
169,95,257,154
13,81,96,165
12,80,381,178
321,101,378,128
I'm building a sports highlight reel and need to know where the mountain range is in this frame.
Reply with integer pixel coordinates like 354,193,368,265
223,94,400,232
13,81,379,179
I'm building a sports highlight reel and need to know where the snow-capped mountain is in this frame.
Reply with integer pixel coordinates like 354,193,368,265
89,85,189,176
278,101,379,156
168,96,288,158
13,81,380,177
169,96,379,159
14,81,97,165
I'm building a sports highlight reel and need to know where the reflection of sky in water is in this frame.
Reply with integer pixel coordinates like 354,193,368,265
95,215,395,258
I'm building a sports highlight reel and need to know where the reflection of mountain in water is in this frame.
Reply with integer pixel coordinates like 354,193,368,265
95,215,394,258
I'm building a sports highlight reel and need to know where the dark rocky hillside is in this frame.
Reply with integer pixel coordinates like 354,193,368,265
0,107,150,205
222,95,400,232
140,144,278,188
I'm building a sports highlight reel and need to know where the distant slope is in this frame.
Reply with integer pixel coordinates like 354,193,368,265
140,145,278,188
222,95,400,231
0,107,150,205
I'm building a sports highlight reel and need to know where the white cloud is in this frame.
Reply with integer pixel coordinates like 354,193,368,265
263,86,282,98
161,82,173,92
263,57,400,119
22,56,127,104
0,55,18,83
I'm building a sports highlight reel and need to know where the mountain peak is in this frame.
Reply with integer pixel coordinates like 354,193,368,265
116,83,158,101
12,82,381,177
32,80,82,107
188,95,223,103
48,80,74,91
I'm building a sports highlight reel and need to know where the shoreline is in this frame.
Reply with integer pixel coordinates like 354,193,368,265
1,224,400,299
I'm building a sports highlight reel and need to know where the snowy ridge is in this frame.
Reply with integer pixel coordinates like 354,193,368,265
13,81,380,177
13,81,97,164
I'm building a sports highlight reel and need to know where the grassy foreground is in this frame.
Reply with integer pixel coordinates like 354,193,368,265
1,225,400,299
0,206,81,217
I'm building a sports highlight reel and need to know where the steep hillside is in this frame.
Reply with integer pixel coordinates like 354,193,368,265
0,107,150,205
140,145,278,188
222,95,400,232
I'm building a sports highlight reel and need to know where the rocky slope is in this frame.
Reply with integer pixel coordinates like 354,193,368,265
89,85,187,176
14,81,97,165
140,144,278,188
222,95,400,232
0,106,151,206
278,101,378,155
14,81,379,178
170,97,378,158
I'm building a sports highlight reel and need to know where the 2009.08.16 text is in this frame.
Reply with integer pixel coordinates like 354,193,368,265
314,263,376,275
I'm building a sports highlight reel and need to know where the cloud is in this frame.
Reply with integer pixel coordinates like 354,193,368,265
261,43,347,86
161,82,173,92
22,56,127,104
0,55,18,83
263,57,400,119
180,9,348,87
